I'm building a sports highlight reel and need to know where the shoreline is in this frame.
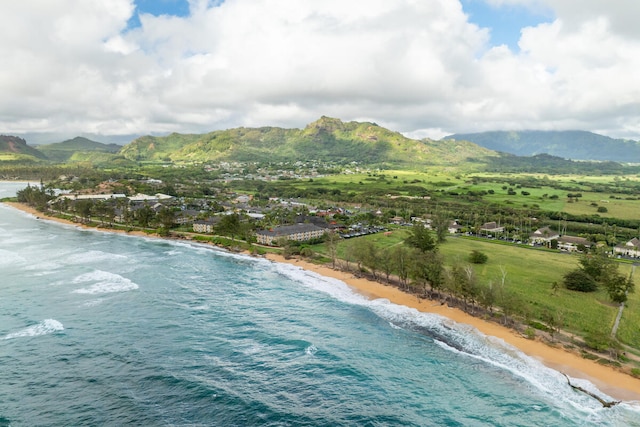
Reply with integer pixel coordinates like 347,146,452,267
4,201,640,402
263,253,640,402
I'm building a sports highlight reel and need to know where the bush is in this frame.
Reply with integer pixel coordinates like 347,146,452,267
584,331,613,352
597,206,608,213
469,250,488,264
524,327,536,340
300,247,315,258
563,269,598,292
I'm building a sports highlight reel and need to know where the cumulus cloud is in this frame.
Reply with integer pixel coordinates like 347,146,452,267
0,0,638,142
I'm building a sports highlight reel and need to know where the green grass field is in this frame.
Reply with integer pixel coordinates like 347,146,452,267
437,237,626,338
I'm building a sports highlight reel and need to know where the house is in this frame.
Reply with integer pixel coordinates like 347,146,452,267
255,223,327,246
614,238,640,258
233,194,252,204
480,221,504,235
557,235,591,252
448,221,462,234
529,227,560,245
389,216,405,225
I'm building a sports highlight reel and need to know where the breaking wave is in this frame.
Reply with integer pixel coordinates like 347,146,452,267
72,270,138,294
4,319,64,340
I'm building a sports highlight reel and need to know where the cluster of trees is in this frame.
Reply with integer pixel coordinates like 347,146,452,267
323,223,520,324
16,183,53,211
563,252,635,303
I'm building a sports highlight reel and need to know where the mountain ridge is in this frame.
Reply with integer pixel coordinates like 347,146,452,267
119,116,496,166
36,137,121,162
446,130,640,162
2,120,637,166
0,135,47,161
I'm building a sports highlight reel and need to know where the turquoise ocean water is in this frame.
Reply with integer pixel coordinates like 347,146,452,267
1,182,639,426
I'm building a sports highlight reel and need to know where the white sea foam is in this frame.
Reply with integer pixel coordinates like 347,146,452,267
24,259,65,274
66,250,128,265
4,319,64,340
370,298,615,414
0,235,33,245
305,344,318,356
164,249,182,256
82,299,104,307
270,260,370,307
0,249,27,266
72,270,138,294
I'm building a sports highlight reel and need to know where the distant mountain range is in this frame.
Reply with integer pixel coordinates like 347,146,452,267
36,137,121,162
118,116,493,166
0,118,493,167
446,130,640,162
2,120,639,166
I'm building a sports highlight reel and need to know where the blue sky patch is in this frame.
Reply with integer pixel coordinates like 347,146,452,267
461,0,553,51
128,0,192,28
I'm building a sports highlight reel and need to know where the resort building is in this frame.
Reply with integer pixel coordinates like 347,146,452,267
480,221,504,236
614,238,640,258
529,227,560,245
448,221,462,234
193,219,218,234
557,235,591,252
255,223,327,246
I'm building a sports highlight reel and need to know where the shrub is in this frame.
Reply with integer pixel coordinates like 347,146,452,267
563,269,598,292
469,250,488,264
524,327,536,340
597,206,608,213
584,331,612,352
300,247,315,258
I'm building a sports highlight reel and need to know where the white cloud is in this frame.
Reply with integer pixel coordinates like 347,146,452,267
0,0,638,142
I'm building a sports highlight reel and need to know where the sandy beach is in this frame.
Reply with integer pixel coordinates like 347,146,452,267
4,200,640,402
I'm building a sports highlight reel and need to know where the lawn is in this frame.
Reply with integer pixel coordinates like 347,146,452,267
438,237,624,339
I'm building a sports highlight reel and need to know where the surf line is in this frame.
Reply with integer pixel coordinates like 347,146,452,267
562,373,620,408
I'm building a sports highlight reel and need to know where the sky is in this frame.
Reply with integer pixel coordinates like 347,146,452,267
1,0,639,144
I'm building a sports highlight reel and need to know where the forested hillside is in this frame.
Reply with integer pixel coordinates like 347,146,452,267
447,130,640,162
36,137,121,162
119,117,495,166
0,135,47,161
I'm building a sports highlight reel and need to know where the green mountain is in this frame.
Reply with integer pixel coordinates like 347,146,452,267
120,117,495,166
37,137,121,162
446,130,640,162
0,135,47,162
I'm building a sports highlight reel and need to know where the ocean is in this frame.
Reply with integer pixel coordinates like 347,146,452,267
1,182,639,426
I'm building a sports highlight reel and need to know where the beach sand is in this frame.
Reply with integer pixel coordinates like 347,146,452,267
4,201,640,402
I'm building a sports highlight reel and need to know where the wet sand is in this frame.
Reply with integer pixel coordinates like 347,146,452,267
4,201,640,402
